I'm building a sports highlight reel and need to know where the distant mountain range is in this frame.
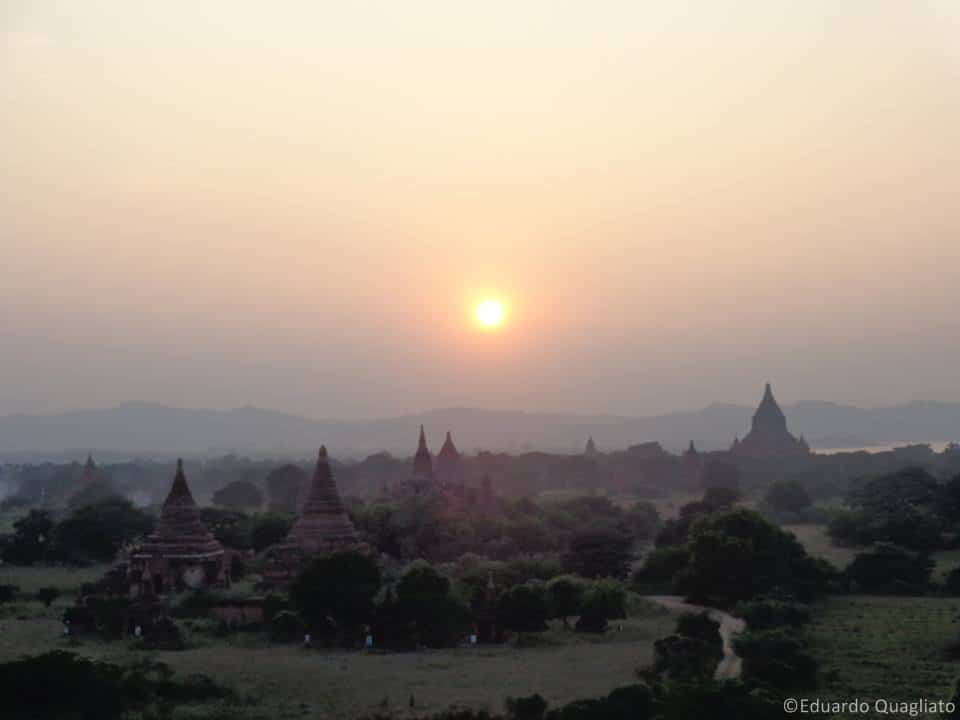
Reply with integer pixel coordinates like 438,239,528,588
1,400,959,461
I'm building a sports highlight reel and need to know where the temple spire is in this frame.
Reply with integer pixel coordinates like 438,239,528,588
166,458,195,504
284,444,357,551
585,435,598,457
439,431,458,456
733,383,809,457
413,425,434,478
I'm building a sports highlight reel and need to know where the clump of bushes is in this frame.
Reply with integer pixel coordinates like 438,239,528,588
735,595,811,631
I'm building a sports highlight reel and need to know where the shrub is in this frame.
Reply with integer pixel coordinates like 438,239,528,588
505,693,548,720
497,582,549,635
0,584,19,604
844,543,933,595
269,610,306,643
764,480,812,514
575,580,627,633
735,629,818,690
735,596,811,630
632,546,690,588
36,587,61,608
546,575,585,629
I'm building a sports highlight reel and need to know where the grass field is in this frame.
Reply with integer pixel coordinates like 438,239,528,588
784,524,859,570
0,510,22,535
0,565,676,719
0,563,112,595
786,523,960,580
807,596,960,718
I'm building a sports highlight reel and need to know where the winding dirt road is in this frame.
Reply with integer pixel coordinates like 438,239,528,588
646,596,746,680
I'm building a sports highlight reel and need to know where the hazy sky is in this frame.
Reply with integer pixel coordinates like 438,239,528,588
2,1,960,419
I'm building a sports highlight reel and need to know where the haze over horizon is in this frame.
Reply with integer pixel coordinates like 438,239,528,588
4,1,960,420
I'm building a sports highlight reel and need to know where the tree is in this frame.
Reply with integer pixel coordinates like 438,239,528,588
764,480,812,514
212,480,263,510
563,528,633,579
506,517,556,554
54,498,154,563
67,480,121,511
505,693,548,720
734,596,811,631
249,513,293,552
700,459,740,492
735,629,818,690
702,486,741,511
290,551,381,642
939,474,960,522
546,575,586,629
0,585,18,604
2,510,55,565
676,508,830,607
576,579,627,632
380,561,472,648
497,582,549,634
647,612,722,683
845,543,933,594
36,587,61,608
655,500,714,547
199,508,253,550
848,467,939,514
633,546,690,589
623,501,661,542
265,464,308,513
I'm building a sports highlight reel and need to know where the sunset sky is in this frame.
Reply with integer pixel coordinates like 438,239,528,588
3,1,959,419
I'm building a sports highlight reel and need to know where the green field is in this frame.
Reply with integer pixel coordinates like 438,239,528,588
807,596,960,718
786,523,960,580
784,524,858,569
0,563,112,595
0,565,676,719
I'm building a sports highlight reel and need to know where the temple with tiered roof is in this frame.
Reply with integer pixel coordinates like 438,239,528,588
264,446,363,584
731,383,810,458
129,459,229,596
284,446,359,553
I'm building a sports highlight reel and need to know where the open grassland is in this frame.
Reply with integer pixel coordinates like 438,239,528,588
787,523,960,580
784,524,858,570
0,510,23,535
0,570,676,719
0,563,112,596
807,596,960,719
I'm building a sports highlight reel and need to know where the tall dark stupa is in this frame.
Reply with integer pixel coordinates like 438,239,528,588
129,459,229,596
732,383,810,458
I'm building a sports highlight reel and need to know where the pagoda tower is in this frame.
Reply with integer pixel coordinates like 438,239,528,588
129,459,228,596
732,383,810,458
413,425,434,478
435,431,465,488
395,425,438,496
264,447,363,585
81,454,97,485
284,446,358,553
584,435,599,458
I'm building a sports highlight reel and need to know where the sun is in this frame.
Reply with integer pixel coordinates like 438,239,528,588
474,298,506,330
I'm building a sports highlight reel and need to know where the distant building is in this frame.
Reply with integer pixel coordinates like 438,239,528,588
435,431,466,488
731,383,810,458
391,427,500,513
584,435,599,458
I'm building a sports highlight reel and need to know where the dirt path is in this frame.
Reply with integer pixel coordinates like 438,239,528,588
646,595,746,680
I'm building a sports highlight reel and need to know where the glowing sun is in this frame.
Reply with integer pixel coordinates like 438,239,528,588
475,298,506,330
